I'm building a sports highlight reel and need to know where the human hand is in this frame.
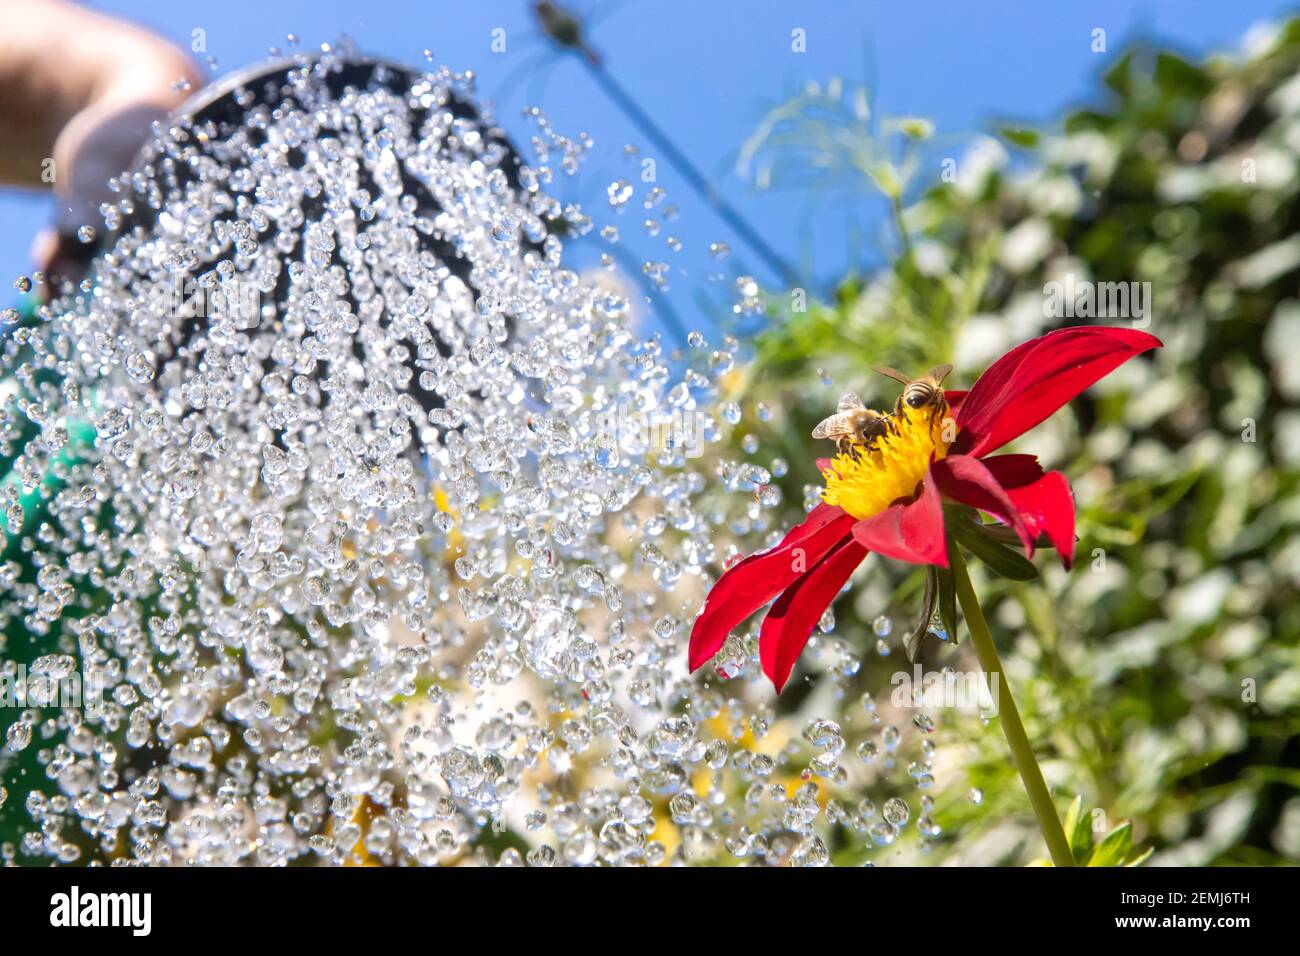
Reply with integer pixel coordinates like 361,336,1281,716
0,1,202,292
36,99,194,291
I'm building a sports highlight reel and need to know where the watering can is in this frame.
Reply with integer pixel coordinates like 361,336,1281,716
0,50,531,851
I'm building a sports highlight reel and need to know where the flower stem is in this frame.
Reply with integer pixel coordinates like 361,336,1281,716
890,193,911,258
948,544,1075,866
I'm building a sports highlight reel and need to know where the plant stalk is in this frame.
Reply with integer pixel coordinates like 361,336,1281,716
949,544,1075,866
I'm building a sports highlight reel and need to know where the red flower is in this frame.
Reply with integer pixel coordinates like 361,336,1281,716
689,326,1162,691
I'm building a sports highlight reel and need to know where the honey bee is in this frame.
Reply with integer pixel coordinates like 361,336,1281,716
872,364,954,424
812,393,891,457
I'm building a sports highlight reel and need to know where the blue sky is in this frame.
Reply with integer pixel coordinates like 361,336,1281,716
1,0,1293,339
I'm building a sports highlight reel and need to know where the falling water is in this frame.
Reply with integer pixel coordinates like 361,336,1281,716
0,48,939,865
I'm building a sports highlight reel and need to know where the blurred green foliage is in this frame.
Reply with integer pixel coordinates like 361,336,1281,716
732,21,1300,864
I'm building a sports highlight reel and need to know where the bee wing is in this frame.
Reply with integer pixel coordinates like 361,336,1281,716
812,412,852,439
871,365,911,385
836,392,865,412
925,363,954,385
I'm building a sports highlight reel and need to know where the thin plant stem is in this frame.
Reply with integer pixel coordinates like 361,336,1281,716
949,544,1076,867
890,193,910,258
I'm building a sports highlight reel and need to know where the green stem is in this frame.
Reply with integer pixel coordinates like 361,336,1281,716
890,193,911,258
949,544,1075,866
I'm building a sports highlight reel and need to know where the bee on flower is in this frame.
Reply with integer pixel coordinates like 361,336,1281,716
689,326,1162,691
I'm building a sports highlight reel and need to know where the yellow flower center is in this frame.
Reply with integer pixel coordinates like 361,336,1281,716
820,405,953,520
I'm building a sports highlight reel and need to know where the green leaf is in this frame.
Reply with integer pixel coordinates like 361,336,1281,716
951,519,1040,581
1063,796,1094,863
999,127,1040,148
905,567,937,662
1086,822,1133,867
974,523,1021,545
1104,52,1133,96
866,161,902,201
935,562,958,646
972,522,1055,552
1125,846,1154,868
1154,53,1212,98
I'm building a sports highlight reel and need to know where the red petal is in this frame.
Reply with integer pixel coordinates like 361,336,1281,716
977,453,1042,485
851,470,947,566
953,327,1161,458
688,505,855,671
981,455,1077,567
759,539,868,692
931,454,1035,556
944,389,968,418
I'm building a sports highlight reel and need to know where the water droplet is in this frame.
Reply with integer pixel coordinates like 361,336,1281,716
6,721,32,752
883,798,910,828
606,179,634,210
